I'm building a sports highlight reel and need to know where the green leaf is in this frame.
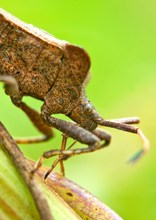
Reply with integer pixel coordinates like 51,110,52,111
0,122,123,220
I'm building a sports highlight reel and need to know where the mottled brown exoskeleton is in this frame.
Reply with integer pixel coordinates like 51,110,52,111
0,8,149,178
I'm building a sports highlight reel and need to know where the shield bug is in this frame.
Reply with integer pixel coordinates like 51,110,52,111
0,8,149,178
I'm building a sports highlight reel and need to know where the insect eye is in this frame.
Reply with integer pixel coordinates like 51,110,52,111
84,105,92,115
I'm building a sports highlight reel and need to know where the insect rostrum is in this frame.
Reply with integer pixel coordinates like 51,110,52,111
0,8,149,178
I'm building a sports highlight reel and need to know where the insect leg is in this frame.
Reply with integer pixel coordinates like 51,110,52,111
44,131,109,178
49,134,68,176
58,134,68,175
35,112,111,178
42,129,111,179
15,102,53,144
92,129,111,149
35,134,68,178
0,75,53,143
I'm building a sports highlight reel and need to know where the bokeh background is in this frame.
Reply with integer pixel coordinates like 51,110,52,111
0,1,156,219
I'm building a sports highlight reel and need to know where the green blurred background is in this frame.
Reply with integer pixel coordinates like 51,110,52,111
0,1,156,219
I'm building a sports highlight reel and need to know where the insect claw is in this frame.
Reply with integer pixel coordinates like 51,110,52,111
44,168,53,180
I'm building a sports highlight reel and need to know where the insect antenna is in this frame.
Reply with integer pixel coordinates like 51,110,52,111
93,114,150,162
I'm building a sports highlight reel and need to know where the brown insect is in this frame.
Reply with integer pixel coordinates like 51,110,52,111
0,8,149,179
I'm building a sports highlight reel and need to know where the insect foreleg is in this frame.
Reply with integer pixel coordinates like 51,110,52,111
34,112,111,178
0,75,53,143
